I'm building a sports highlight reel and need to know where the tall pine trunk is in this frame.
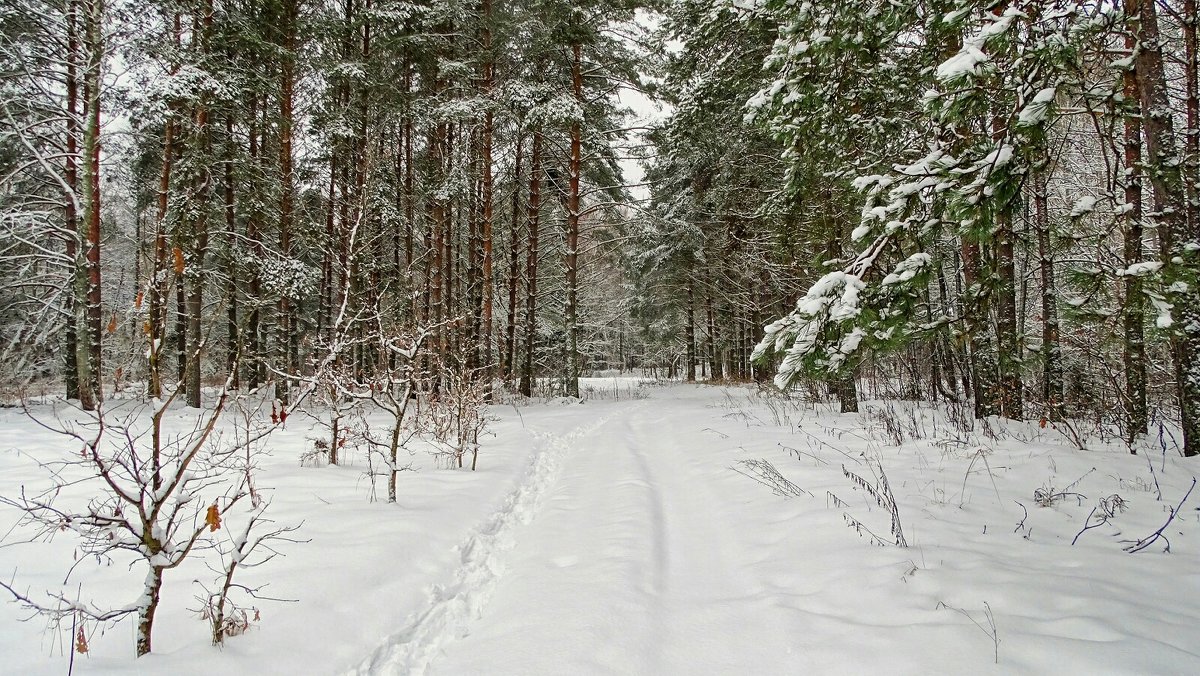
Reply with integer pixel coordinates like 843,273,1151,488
1185,0,1199,238
245,96,263,390
224,114,239,389
1121,33,1147,443
78,0,104,411
185,1,214,409
1131,0,1199,456
685,277,696,382
276,0,298,406
64,1,81,401
706,289,722,381
994,208,1022,419
479,0,495,396
519,132,541,397
1033,170,1064,422
430,122,447,361
564,43,583,398
504,137,522,383
992,112,1022,420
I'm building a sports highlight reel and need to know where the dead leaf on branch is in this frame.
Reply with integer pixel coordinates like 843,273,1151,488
75,625,89,654
205,504,221,532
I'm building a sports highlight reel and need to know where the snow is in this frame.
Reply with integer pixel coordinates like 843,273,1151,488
1151,295,1175,329
935,45,988,80
935,10,1018,82
1016,87,1057,127
3,383,1200,674
1070,196,1098,218
882,253,931,286
1118,261,1162,277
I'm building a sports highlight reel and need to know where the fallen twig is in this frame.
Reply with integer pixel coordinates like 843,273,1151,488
1123,478,1196,554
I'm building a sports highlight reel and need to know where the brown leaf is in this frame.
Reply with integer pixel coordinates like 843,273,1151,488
205,504,221,532
106,313,117,334
75,625,89,654
135,290,144,309
173,247,185,274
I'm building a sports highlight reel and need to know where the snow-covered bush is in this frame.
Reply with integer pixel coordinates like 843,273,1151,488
0,376,295,656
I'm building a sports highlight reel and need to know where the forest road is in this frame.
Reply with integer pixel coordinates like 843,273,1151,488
414,395,804,675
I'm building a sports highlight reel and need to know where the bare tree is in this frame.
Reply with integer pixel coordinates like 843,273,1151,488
0,364,292,656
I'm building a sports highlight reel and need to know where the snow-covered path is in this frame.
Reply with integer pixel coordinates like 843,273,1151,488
352,393,805,675
434,399,803,674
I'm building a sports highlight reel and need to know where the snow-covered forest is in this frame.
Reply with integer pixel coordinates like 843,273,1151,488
2,0,1200,673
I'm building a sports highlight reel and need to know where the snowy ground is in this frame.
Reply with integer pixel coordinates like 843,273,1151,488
2,380,1199,674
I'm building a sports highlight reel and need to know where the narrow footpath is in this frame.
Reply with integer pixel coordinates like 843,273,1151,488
349,389,808,675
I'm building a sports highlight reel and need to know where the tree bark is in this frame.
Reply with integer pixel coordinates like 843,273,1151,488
685,277,696,382
135,565,164,656
992,111,1022,420
504,137,523,383
1185,0,1199,239
706,288,722,381
430,121,446,359
564,43,583,398
245,95,262,390
224,113,239,389
176,274,186,384
1121,30,1147,443
276,0,298,406
1131,0,1199,456
519,132,541,397
64,1,81,401
185,1,214,409
480,0,495,396
78,0,104,411
1033,170,1064,423
320,154,337,343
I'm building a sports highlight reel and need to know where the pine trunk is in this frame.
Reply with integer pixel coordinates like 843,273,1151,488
480,0,495,396
78,0,103,411
504,137,523,383
1185,0,1199,238
430,121,446,360
564,43,583,398
64,1,81,401
993,111,1022,420
1121,35,1147,443
176,279,186,384
1131,0,1199,456
836,371,859,413
224,114,239,389
277,0,298,407
685,278,696,382
994,212,1022,419
185,1,214,409
1033,170,1064,422
519,132,541,397
706,289,722,381
962,238,997,419
245,96,262,390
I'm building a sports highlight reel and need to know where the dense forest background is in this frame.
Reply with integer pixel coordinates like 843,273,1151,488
2,0,1198,456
